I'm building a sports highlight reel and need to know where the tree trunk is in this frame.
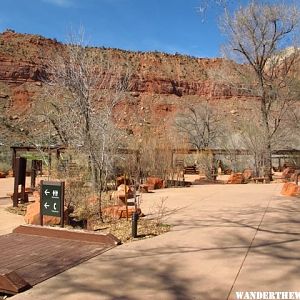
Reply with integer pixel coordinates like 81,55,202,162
261,101,273,182
264,141,272,182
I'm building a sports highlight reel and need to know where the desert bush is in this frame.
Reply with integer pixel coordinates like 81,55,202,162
194,151,215,179
148,197,169,226
0,161,10,173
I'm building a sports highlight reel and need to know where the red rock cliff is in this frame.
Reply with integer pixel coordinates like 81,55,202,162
0,30,238,99
0,31,246,144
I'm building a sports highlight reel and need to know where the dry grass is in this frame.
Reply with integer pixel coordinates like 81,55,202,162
5,203,29,216
94,218,171,243
6,203,171,244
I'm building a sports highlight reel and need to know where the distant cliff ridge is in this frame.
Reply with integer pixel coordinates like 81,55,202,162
0,30,242,98
0,31,250,144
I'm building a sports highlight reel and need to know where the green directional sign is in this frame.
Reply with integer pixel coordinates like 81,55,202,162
40,181,64,219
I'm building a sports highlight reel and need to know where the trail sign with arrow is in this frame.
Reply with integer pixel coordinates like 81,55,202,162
40,181,65,227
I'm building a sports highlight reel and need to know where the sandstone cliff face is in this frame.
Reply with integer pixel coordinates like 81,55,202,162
0,56,41,84
128,75,234,98
0,30,244,144
0,30,237,99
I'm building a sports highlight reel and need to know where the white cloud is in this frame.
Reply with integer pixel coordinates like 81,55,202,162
42,0,74,8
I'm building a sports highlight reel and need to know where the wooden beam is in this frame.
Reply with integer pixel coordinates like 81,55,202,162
0,272,31,294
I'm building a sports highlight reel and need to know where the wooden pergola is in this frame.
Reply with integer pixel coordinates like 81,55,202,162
11,144,66,174
171,148,300,170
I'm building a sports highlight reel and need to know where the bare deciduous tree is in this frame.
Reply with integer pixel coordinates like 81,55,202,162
174,101,223,179
175,101,221,150
220,1,300,180
238,111,267,176
39,29,131,219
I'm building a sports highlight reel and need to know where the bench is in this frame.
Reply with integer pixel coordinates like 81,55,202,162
251,177,266,184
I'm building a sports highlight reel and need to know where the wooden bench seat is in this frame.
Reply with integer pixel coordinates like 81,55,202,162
251,177,266,184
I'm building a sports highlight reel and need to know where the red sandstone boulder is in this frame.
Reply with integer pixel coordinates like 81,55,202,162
7,170,13,177
117,184,134,195
24,201,61,225
116,176,131,187
281,182,289,195
227,173,244,184
290,171,300,183
111,184,134,205
282,167,295,180
140,184,149,193
281,182,300,197
102,205,142,219
243,169,254,181
146,177,164,190
24,191,67,225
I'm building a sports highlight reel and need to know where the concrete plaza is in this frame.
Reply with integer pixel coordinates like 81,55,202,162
0,179,299,300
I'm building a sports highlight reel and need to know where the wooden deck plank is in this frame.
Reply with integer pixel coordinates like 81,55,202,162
13,225,120,245
0,234,75,268
0,234,38,251
12,241,104,273
0,230,115,294
0,235,48,267
1,239,76,271
1,234,104,272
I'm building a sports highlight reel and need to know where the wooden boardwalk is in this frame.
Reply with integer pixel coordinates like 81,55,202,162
0,226,119,294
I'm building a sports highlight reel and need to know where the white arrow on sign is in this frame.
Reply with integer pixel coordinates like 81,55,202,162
44,189,50,196
44,202,50,209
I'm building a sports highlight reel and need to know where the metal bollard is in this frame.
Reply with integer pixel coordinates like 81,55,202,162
132,212,139,238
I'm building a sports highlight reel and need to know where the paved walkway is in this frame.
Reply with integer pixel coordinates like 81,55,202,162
0,176,35,199
0,204,24,235
7,183,299,300
0,177,27,235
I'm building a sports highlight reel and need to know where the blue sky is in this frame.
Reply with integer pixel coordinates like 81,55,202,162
0,0,296,58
